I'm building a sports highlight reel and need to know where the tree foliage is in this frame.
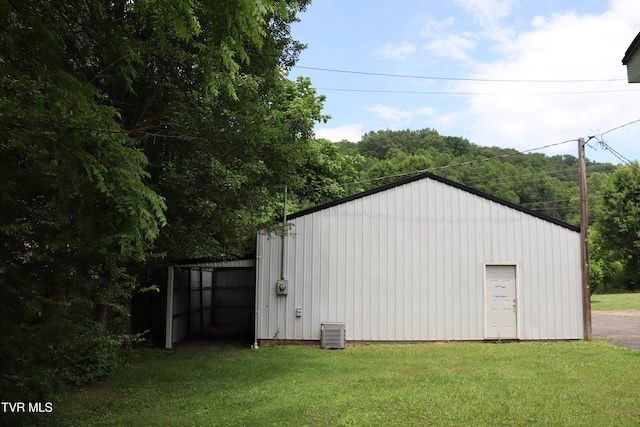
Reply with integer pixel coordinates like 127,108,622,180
592,163,640,291
0,0,325,402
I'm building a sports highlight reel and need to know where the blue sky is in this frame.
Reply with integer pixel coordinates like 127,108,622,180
287,0,640,164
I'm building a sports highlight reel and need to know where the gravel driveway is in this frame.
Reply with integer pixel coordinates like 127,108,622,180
592,309,640,350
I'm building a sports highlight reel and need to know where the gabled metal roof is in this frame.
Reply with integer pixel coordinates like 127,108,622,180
285,170,580,232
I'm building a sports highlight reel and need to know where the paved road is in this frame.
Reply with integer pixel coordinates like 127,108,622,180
592,309,640,350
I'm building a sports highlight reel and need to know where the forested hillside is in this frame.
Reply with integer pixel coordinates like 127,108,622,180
326,128,614,226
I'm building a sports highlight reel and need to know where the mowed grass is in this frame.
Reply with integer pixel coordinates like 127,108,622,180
49,341,640,426
591,292,640,311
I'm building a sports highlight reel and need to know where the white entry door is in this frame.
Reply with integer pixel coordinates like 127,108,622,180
485,265,517,339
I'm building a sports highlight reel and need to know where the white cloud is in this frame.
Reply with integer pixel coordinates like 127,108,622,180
366,105,436,123
420,17,457,37
451,0,640,161
315,124,364,143
423,34,476,61
372,41,416,61
453,0,518,44
454,0,518,26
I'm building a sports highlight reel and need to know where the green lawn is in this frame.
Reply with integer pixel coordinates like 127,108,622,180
591,292,640,311
44,341,640,426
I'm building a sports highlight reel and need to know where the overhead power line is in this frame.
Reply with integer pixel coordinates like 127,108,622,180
589,117,640,167
315,87,640,96
600,117,640,137
294,66,627,83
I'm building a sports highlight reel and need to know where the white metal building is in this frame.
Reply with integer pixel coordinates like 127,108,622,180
255,172,584,345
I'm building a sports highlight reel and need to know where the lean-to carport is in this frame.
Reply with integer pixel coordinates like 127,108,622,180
164,259,255,349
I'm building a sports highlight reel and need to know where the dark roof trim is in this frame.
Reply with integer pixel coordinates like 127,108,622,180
623,31,640,65
286,170,580,233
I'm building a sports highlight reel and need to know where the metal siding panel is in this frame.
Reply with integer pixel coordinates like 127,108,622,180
406,184,415,340
491,204,501,260
384,189,395,340
292,217,301,338
270,236,280,339
328,207,338,324
570,234,583,338
337,205,347,333
294,215,308,339
427,180,438,338
545,222,557,339
551,226,562,338
539,221,553,338
534,219,547,338
411,182,422,339
529,216,541,339
472,197,485,338
469,196,480,339
556,232,567,338
419,180,430,339
519,214,533,339
260,227,290,340
373,191,382,340
458,190,470,339
562,229,582,338
319,209,329,327
482,201,492,261
365,196,375,341
277,234,288,339
399,185,407,339
442,185,453,340
567,232,581,338
311,215,322,339
345,201,356,341
435,182,445,339
351,198,363,340
451,188,462,339
303,216,314,339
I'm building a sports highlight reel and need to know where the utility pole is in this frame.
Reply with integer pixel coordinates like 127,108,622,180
578,137,592,340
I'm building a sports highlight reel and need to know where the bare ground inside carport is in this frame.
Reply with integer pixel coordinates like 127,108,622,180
592,310,640,351
172,326,254,350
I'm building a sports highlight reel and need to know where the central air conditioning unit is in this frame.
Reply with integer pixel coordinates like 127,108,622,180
321,322,346,349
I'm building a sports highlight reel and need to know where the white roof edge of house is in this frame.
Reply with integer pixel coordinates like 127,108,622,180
623,31,640,65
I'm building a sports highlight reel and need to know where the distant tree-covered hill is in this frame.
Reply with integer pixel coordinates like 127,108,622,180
331,128,616,226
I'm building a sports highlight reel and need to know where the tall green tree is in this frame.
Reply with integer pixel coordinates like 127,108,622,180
0,0,313,403
593,162,640,291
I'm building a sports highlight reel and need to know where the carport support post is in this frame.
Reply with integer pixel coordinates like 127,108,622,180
579,137,592,340
165,266,175,349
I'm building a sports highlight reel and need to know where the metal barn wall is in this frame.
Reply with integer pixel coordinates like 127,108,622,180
255,177,583,342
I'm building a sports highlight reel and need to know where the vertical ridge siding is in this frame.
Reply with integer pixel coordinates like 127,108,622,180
256,176,583,342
